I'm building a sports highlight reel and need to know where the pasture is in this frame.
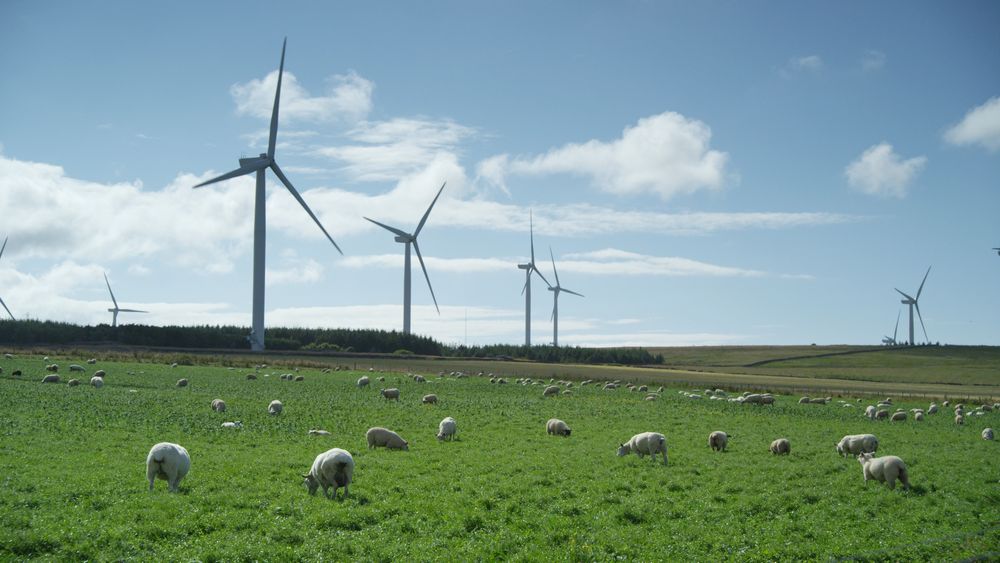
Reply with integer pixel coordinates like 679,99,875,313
1,352,998,560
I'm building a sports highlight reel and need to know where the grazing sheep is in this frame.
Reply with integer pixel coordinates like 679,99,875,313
294,375,304,382
45,364,59,372
246,374,257,380
93,369,106,378
422,394,438,404
982,428,994,441
211,399,226,413
302,448,354,500
799,397,811,404
67,378,80,387
914,412,925,421
770,438,791,455
637,385,648,392
546,418,572,437
90,376,104,388
617,432,668,465
176,379,188,388
86,358,97,364
366,427,409,450
865,405,877,420
982,404,993,412
380,388,400,401
857,452,910,490
221,421,243,429
891,411,907,422
42,374,60,383
437,417,457,441
955,414,964,425
309,429,332,436
760,395,775,405
543,385,560,397
12,370,21,376
875,409,889,420
146,442,191,492
69,364,85,373
603,383,618,390
357,376,370,388
413,375,426,383
927,403,938,414
836,434,879,457
708,431,729,452
268,400,283,415
644,395,657,401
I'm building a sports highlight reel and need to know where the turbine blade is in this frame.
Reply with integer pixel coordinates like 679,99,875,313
193,165,258,188
412,240,439,314
271,162,343,255
551,300,556,322
549,246,560,287
529,210,535,264
562,288,584,298
894,288,914,301
414,182,446,237
363,217,410,239
915,303,928,343
893,310,900,340
104,273,119,308
118,309,148,313
0,295,14,320
521,275,529,296
0,236,7,261
916,266,931,301
268,37,287,160
532,264,551,288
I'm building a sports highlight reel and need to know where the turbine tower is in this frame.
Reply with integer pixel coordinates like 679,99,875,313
104,273,147,328
895,266,930,346
517,211,550,347
882,310,900,346
0,237,14,320
364,182,445,334
192,38,342,351
547,247,583,347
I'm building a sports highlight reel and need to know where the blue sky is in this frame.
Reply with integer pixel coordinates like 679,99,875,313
1,1,998,347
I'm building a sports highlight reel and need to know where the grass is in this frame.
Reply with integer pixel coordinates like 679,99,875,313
1,351,999,560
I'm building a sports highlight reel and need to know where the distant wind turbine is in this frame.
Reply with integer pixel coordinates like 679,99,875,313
364,182,445,334
881,310,900,346
0,237,14,320
895,266,930,346
993,247,1000,256
192,38,342,351
517,211,550,347
547,247,583,347
104,273,147,328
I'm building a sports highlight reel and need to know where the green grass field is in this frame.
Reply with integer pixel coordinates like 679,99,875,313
1,352,998,560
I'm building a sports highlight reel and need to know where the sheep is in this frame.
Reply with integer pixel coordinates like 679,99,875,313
45,364,59,372
413,375,426,383
836,434,879,457
982,404,994,412
246,374,257,380
69,364,85,373
437,417,457,441
4,353,13,359
146,442,191,492
927,403,938,414
875,409,889,420
86,358,97,364
644,395,657,401
221,421,243,429
637,385,648,392
309,429,332,436
543,385,561,397
809,397,828,405
857,452,910,490
302,448,354,500
42,374,60,383
865,405,877,420
955,414,964,425
546,418,572,437
760,395,775,405
799,397,811,404
67,378,80,387
708,431,729,452
422,394,438,404
12,370,21,376
357,376,370,388
211,399,226,413
603,383,617,390
176,379,188,388
617,432,668,465
914,412,925,421
268,400,283,415
366,427,408,450
770,438,791,455
983,428,994,441
380,388,400,401
93,369,106,378
891,411,907,422
90,376,104,388
294,375,305,382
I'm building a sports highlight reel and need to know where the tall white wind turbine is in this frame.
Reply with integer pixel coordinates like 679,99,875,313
882,310,900,346
517,211,550,346
364,182,445,334
104,273,147,328
895,266,930,346
192,38,342,351
0,237,14,320
547,247,583,347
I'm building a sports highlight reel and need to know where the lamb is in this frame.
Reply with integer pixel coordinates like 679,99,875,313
146,442,191,492
865,405,877,420
90,376,104,388
42,374,60,383
857,452,910,490
366,427,409,450
983,428,994,441
268,400,283,415
422,394,438,404
617,432,668,465
546,418,572,437
176,379,188,388
770,438,791,455
221,421,243,429
67,378,80,387
302,448,354,500
380,388,400,401
437,417,457,441
836,434,879,457
309,429,332,436
211,399,226,413
69,364,85,373
708,431,729,452
543,385,561,397
356,376,370,388
891,411,907,422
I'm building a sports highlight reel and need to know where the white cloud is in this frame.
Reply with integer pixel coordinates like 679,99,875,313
128,264,151,276
266,258,324,287
862,50,886,72
231,70,373,124
944,96,1000,152
845,142,926,198
792,55,823,71
480,112,730,200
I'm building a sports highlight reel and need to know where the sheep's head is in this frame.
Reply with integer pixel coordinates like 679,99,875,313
402,441,409,451
616,444,630,457
302,474,318,495
835,442,844,455
564,428,571,437
436,433,444,441
857,452,873,465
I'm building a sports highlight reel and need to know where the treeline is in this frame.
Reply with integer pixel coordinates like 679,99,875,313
0,320,662,365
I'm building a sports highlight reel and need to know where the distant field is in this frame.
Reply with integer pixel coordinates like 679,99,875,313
1,352,998,560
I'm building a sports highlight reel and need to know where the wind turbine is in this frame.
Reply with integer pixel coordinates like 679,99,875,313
895,266,930,346
517,211,550,347
104,273,147,328
993,247,1000,256
363,182,445,334
547,247,583,347
882,310,900,346
192,38,342,351
0,237,14,320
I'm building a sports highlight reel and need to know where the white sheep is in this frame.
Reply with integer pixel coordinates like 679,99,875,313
86,358,97,364
302,448,354,500
437,417,457,441
366,427,409,450
836,434,878,457
90,376,104,388
928,404,938,414
708,431,729,452
69,364,85,373
380,388,400,401
309,429,332,436
146,442,191,492
221,421,243,429
875,410,889,420
211,399,226,413
176,379,188,388
42,374,60,383
93,369,107,378
955,414,964,425
422,394,438,404
891,411,907,422
857,452,910,490
617,432,668,465
865,406,877,420
67,378,80,387
543,385,561,397
983,428,994,441
914,412,925,421
268,400,283,415
770,438,791,455
356,376,370,388
546,418,572,437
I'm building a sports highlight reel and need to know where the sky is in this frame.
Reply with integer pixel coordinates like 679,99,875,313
1,1,999,348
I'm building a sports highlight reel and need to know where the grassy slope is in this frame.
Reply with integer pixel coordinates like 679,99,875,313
1,353,998,560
